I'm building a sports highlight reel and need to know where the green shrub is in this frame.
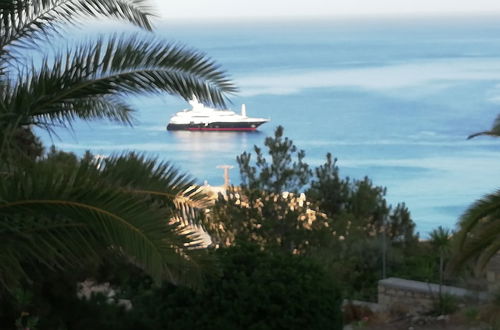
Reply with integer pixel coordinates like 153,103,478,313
2,245,342,329
432,293,459,315
463,306,479,323
128,244,343,330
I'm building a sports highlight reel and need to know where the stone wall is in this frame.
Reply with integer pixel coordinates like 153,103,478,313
486,254,500,292
378,277,488,314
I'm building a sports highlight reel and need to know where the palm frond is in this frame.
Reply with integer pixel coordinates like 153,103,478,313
467,114,500,139
448,189,500,273
0,0,154,61
94,153,211,225
0,157,208,289
4,35,236,131
0,105,28,164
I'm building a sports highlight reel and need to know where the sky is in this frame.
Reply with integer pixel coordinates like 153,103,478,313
152,0,500,20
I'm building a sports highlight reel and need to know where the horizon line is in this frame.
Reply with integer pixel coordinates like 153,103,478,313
153,11,500,24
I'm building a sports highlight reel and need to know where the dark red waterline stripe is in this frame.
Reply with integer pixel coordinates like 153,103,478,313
187,127,257,131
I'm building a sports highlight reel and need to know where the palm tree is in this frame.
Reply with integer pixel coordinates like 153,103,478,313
0,153,213,288
429,226,452,306
453,110,500,273
0,0,236,162
448,190,500,274
0,0,236,290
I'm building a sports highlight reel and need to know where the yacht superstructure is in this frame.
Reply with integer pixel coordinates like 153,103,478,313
166,98,269,131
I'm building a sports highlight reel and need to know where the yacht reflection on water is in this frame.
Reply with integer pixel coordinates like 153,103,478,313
166,130,266,186
169,131,264,153
168,130,264,155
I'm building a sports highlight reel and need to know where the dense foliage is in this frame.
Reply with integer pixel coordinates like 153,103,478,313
206,126,425,300
128,244,343,330
0,0,235,291
449,189,500,273
0,1,475,327
3,244,343,330
208,126,417,250
0,0,237,327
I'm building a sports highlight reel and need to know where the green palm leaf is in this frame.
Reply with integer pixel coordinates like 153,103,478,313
4,35,236,131
448,189,500,273
0,156,209,289
467,114,500,139
0,0,233,293
96,153,211,209
0,0,153,60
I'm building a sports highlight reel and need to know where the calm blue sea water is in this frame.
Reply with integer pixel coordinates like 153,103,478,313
37,16,500,235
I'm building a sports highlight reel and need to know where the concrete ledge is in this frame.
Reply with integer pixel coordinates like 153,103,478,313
378,277,490,314
379,277,488,300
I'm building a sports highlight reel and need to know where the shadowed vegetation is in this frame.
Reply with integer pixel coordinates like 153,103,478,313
0,0,235,296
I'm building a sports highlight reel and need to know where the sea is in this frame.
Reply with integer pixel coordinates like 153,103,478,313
37,15,500,236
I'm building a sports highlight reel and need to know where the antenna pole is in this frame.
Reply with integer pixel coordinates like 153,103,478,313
217,165,234,187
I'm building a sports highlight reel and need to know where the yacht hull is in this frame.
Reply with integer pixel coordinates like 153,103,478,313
167,121,266,131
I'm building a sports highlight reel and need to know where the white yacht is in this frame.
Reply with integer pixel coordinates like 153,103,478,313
166,97,269,131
